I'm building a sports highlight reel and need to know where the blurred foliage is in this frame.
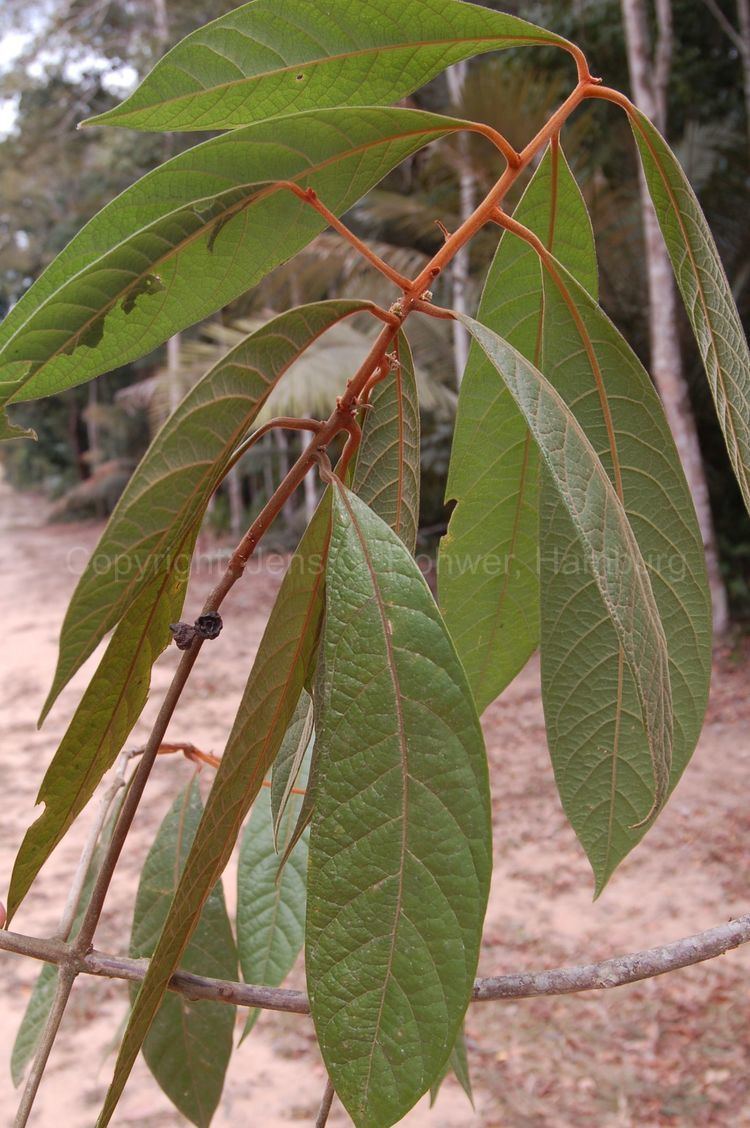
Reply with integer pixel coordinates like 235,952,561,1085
0,0,749,614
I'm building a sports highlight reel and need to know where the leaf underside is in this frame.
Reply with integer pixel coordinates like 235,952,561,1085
0,107,464,428
130,779,237,1128
95,498,331,1128
630,107,750,516
84,0,569,132
459,315,674,835
439,142,597,711
307,482,491,1128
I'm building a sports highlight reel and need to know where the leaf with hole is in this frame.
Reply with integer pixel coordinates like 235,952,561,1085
306,480,491,1128
439,142,597,711
83,0,570,132
459,314,674,827
0,107,465,430
630,106,750,515
95,497,331,1127
130,778,237,1128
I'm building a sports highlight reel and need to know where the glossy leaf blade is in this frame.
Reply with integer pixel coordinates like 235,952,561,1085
536,263,711,888
95,500,330,1128
237,758,310,1037
352,330,420,552
6,570,188,921
0,107,463,423
84,0,569,132
439,143,597,711
460,315,674,824
306,482,491,1128
130,779,237,1128
630,107,750,513
44,300,375,717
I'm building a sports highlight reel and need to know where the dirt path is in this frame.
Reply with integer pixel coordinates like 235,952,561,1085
1,477,749,1127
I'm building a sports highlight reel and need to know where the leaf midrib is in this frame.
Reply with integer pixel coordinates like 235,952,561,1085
4,119,457,402
101,32,560,125
334,483,410,1111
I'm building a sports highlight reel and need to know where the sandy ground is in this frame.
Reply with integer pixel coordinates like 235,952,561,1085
1,475,749,1127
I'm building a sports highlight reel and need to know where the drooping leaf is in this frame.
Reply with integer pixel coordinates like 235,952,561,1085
84,0,570,132
0,107,465,428
439,142,597,711
459,315,674,825
352,330,420,553
306,481,491,1128
237,752,310,1038
535,261,711,889
6,570,189,922
429,1025,473,1108
95,498,331,1128
130,778,237,1128
43,300,376,718
11,786,127,1085
629,107,750,514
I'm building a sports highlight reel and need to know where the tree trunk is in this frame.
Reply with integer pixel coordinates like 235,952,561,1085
446,62,474,387
621,0,729,634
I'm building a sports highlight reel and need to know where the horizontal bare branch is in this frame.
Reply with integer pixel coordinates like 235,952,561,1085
2,913,748,1014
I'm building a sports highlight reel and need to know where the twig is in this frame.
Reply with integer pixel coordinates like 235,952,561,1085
14,966,77,1128
2,913,748,1014
314,1077,336,1127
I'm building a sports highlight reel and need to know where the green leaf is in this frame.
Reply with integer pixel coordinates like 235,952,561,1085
43,300,375,718
130,778,237,1128
535,261,711,889
352,330,420,553
439,142,597,711
84,0,569,132
0,107,464,427
429,1026,473,1108
7,571,188,922
11,785,127,1085
237,753,310,1038
270,690,314,849
95,498,330,1128
306,481,491,1128
459,315,674,826
630,107,750,514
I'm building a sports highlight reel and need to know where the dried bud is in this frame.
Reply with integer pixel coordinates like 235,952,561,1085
195,612,223,640
169,621,197,650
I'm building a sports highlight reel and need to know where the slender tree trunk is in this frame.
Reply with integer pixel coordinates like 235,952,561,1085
621,0,729,634
446,62,474,387
226,466,243,538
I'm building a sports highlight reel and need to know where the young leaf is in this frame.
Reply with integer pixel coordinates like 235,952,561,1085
306,481,491,1128
629,107,750,514
270,691,314,850
439,142,597,711
43,300,376,718
130,778,237,1128
429,1026,473,1108
352,331,420,553
536,262,711,890
95,498,331,1128
459,315,674,826
237,758,310,1038
6,569,189,922
83,0,570,132
0,107,465,427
